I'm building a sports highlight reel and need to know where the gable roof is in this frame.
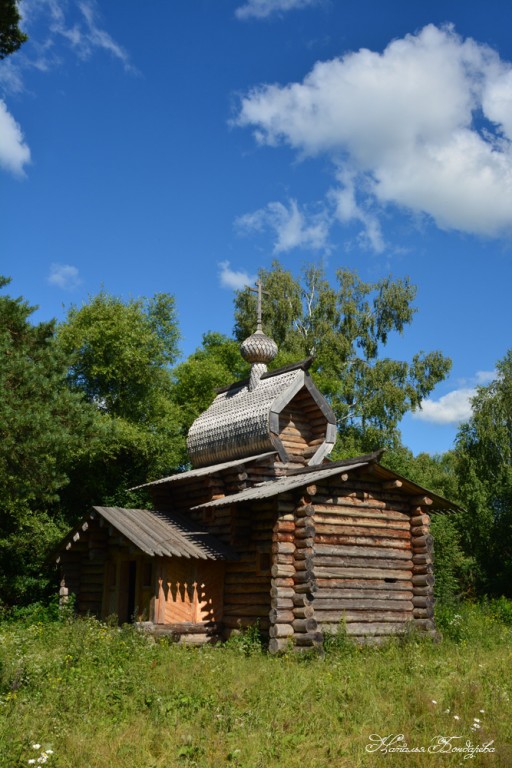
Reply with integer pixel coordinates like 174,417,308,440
81,507,237,560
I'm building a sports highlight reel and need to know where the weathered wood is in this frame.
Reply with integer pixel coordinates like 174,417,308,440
383,480,402,489
270,586,295,599
316,610,412,623
272,541,296,554
410,496,433,506
293,631,323,646
269,623,294,638
315,566,412,580
269,609,294,623
313,587,413,600
293,605,315,619
412,596,434,608
316,578,412,590
275,553,294,565
314,555,413,570
315,534,410,550
412,574,435,586
270,597,294,610
292,617,318,633
268,637,290,653
271,564,295,578
314,543,412,560
410,513,430,527
313,598,413,612
343,622,408,636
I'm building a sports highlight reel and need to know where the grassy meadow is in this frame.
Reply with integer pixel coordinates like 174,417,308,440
0,603,511,768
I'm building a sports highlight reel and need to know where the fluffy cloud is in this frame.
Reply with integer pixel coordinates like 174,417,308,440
236,24,512,239
412,369,497,425
235,0,319,21
0,100,30,175
48,263,82,290
236,198,330,253
219,261,257,290
412,388,475,425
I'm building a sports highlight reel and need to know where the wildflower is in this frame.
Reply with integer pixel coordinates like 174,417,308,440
473,718,480,723
453,715,460,721
431,699,437,705
444,708,450,714
32,746,41,751
479,709,485,714
28,761,36,765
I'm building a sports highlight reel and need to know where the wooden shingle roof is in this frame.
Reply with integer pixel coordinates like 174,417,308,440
90,506,237,560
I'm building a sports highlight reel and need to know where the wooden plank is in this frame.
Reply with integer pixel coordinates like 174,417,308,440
312,598,413,612
315,565,412,580
313,587,413,600
314,555,413,570
314,543,412,560
316,578,412,590
315,534,411,550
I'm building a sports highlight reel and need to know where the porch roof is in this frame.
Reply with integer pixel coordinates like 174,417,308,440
91,506,237,560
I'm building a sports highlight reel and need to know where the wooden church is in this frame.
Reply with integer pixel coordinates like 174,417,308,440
57,290,455,651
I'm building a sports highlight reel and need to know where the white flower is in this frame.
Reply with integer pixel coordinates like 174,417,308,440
474,718,481,723
431,699,437,705
479,709,485,713
444,708,450,713
46,751,53,755
453,715,460,720
28,761,36,765
32,745,41,750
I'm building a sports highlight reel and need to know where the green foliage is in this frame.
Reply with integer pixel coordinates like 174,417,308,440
223,622,264,656
171,332,250,432
455,350,512,595
0,0,27,59
0,277,101,605
0,610,510,767
234,262,451,452
56,290,186,513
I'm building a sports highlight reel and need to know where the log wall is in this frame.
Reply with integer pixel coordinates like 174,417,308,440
278,390,327,461
309,475,418,640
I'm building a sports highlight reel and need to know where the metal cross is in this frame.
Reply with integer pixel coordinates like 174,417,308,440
249,278,269,332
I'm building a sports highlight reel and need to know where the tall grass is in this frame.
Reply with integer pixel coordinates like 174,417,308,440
0,602,511,767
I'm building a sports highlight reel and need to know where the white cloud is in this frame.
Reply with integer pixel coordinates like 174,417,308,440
218,261,257,290
0,100,30,176
412,369,497,425
475,369,496,385
236,24,512,240
235,0,320,21
413,388,475,425
48,263,82,290
236,198,330,253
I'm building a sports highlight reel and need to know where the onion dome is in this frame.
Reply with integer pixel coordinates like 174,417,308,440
240,330,278,365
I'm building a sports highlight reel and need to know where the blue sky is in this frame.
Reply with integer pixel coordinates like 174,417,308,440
2,0,512,456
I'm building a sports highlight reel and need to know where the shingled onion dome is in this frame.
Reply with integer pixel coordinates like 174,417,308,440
240,330,278,391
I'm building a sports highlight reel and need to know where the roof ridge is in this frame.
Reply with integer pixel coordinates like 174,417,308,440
215,357,314,394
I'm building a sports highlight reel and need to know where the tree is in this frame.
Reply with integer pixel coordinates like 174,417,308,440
56,291,186,511
234,262,451,453
0,277,99,604
0,0,27,59
455,350,512,595
171,332,250,433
